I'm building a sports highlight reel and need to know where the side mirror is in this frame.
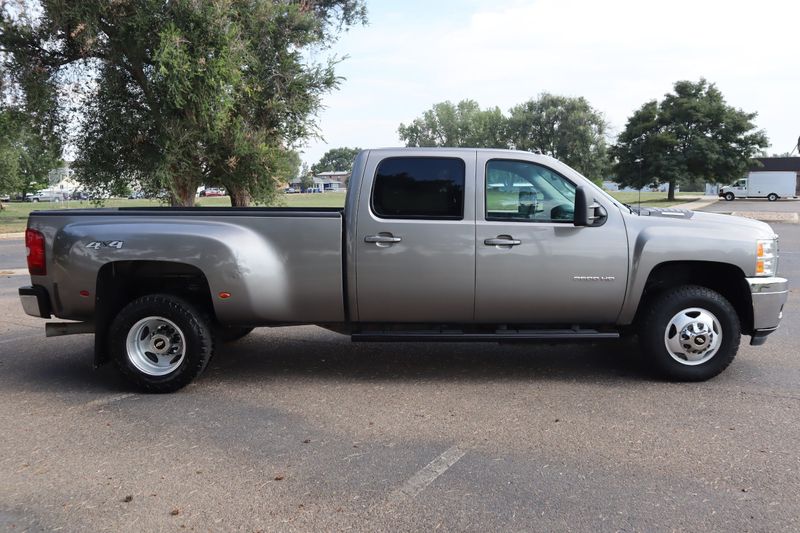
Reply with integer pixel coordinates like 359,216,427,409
574,186,607,227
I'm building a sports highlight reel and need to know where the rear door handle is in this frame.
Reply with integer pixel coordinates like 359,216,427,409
484,236,521,246
365,234,402,244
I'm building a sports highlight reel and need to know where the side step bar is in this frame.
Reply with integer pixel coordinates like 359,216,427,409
352,329,619,343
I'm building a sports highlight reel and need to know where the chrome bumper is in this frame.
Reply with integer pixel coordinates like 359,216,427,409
747,276,788,338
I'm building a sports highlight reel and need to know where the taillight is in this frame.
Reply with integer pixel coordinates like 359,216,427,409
26,228,46,276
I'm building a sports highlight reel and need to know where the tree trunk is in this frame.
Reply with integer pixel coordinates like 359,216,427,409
170,182,197,207
667,180,676,201
229,186,252,207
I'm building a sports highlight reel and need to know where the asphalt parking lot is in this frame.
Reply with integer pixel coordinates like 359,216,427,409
703,198,800,213
1,202,799,532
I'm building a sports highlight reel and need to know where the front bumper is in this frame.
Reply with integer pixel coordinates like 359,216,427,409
19,285,52,319
746,276,788,344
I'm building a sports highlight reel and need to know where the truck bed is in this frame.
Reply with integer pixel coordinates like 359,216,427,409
28,207,347,325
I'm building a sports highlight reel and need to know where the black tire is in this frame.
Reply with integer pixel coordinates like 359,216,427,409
109,294,214,393
723,192,735,201
767,193,778,202
217,326,254,343
638,285,740,381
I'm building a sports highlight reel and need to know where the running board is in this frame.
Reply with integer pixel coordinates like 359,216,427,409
351,329,619,343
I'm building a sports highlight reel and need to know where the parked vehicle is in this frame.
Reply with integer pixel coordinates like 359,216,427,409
0,193,10,202
25,190,61,203
284,187,297,194
720,171,799,201
199,187,226,197
72,190,90,201
19,148,788,392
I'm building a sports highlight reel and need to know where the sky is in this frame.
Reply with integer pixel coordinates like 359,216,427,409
300,0,800,167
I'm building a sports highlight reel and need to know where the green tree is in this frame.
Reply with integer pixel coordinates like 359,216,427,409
1,0,366,207
0,107,61,209
300,173,315,191
507,93,610,183
612,79,769,200
398,100,507,148
311,147,361,175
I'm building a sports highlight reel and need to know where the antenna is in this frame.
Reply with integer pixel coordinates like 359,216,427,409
634,154,644,213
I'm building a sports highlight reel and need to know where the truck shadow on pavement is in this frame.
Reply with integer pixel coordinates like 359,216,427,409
8,329,651,394
203,329,650,386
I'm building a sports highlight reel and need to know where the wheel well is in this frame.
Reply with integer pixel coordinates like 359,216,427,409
637,261,753,334
94,261,214,366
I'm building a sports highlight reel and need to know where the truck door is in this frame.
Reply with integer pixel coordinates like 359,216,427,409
474,156,628,323
734,178,748,196
354,152,476,322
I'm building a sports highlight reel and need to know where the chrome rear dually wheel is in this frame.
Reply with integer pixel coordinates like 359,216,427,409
126,316,187,376
110,294,214,393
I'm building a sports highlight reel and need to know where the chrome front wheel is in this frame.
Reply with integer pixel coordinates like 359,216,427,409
639,285,740,381
663,307,721,366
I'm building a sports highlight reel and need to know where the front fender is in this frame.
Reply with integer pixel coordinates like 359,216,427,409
618,222,755,324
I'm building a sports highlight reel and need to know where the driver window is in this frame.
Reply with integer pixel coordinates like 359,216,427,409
485,159,575,222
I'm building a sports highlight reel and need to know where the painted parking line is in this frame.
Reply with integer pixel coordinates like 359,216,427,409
387,444,466,504
0,268,28,276
76,393,136,410
0,334,34,345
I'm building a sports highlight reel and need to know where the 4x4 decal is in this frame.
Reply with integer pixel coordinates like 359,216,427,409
86,240,124,250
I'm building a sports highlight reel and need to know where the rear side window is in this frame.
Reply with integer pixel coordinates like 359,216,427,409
372,157,465,219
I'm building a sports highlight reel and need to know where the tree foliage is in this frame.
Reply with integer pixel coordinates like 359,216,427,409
1,0,366,206
0,107,61,207
398,96,610,183
398,100,507,149
612,79,769,199
311,146,360,175
507,94,609,182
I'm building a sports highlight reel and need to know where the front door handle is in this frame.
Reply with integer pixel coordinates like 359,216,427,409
365,234,402,244
484,236,521,246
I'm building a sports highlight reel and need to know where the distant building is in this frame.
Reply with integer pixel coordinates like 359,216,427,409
47,163,79,194
290,170,350,192
751,157,800,175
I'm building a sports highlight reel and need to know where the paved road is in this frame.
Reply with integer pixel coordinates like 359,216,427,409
1,218,798,531
702,198,800,213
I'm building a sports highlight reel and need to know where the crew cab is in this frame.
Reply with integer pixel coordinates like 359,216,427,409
19,148,789,392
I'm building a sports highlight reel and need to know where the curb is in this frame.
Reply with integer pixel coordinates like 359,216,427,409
672,197,799,224
731,211,799,224
0,232,24,240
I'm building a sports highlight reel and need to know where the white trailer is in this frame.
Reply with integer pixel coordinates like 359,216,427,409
720,171,799,201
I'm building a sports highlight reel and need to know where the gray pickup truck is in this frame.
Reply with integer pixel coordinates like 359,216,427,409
19,148,788,392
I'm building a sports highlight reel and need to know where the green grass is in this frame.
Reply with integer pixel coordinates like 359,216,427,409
608,191,702,207
0,190,704,234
